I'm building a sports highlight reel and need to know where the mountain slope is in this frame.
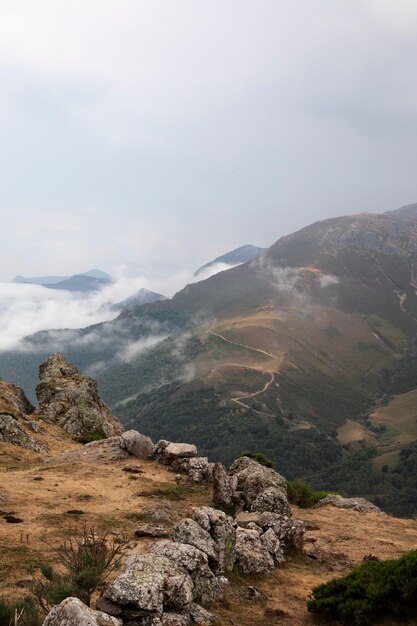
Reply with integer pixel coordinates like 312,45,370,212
2,205,417,515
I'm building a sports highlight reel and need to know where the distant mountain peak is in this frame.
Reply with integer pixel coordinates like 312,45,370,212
195,244,268,277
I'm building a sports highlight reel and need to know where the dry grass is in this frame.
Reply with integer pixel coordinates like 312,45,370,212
2,430,417,625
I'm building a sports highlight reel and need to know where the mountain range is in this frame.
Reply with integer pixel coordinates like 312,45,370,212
194,244,268,276
12,268,113,293
2,204,417,516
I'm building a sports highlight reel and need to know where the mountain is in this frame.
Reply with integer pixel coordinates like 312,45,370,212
101,288,167,313
194,244,268,276
11,268,113,290
3,204,417,516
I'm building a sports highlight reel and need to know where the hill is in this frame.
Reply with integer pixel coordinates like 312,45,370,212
2,205,417,515
11,269,113,291
194,244,268,276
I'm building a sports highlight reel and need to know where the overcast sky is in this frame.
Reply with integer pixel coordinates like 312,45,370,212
1,0,417,281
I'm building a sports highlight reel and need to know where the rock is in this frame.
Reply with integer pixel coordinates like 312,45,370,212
234,527,274,574
260,528,284,565
135,525,169,538
104,553,193,613
155,440,197,464
36,353,123,439
0,414,47,453
228,457,290,516
46,437,128,464
0,380,34,420
171,457,214,483
142,501,177,525
188,603,217,625
173,519,217,560
192,507,236,575
212,463,233,509
306,538,349,565
96,597,122,616
316,494,382,513
193,576,228,605
161,613,190,626
258,513,304,554
121,430,155,459
42,597,122,626
235,511,263,528
150,541,212,578
122,465,144,474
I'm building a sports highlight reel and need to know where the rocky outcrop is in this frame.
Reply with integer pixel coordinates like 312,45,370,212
212,456,291,516
36,353,123,439
42,597,122,626
0,414,46,453
315,494,382,514
153,439,213,484
0,379,46,452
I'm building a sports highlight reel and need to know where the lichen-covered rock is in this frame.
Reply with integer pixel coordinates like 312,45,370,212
227,457,290,516
42,597,122,626
173,519,217,560
36,353,123,439
316,494,382,513
192,507,236,575
189,603,217,625
135,525,169,538
121,430,155,459
212,463,233,509
161,613,190,626
0,379,34,420
104,553,193,613
155,440,198,464
170,457,214,483
258,513,304,554
193,575,228,605
0,414,46,453
260,528,284,565
150,541,213,578
234,527,274,574
45,437,128,464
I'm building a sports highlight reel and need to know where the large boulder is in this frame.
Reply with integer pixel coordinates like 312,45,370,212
0,414,46,453
36,353,123,439
104,553,193,614
170,457,214,483
154,440,197,464
42,597,121,626
192,507,236,576
234,527,275,574
173,519,217,561
228,457,290,516
0,379,35,418
121,430,155,459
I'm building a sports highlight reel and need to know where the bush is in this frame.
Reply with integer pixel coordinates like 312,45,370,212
30,526,130,612
287,480,330,508
78,429,107,444
239,451,274,468
307,551,417,625
0,596,40,626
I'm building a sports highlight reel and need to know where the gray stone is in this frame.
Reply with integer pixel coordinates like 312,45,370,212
212,463,233,509
315,494,382,513
0,414,47,453
155,440,197,464
260,528,284,565
36,353,123,439
135,525,169,538
193,576,228,605
161,613,190,626
188,603,217,625
104,553,193,612
42,597,122,626
192,507,236,575
235,511,263,528
121,430,155,459
258,513,304,554
150,541,212,577
173,519,217,560
234,527,274,575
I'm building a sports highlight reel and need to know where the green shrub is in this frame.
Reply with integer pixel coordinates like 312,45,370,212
0,596,40,626
30,526,130,612
239,451,274,468
78,429,107,444
287,480,330,508
307,551,417,625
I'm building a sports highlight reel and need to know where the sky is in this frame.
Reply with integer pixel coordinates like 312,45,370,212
1,0,417,283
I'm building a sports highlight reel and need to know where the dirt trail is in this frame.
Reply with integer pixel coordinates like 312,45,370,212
208,322,279,415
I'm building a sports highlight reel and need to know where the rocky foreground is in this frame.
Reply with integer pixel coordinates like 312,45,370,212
1,354,417,626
